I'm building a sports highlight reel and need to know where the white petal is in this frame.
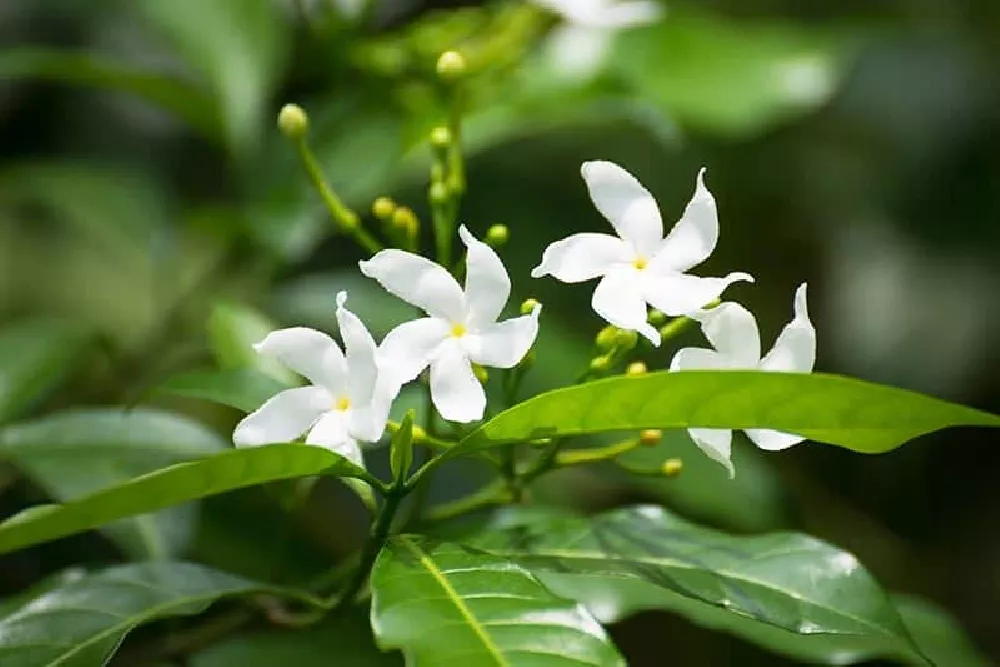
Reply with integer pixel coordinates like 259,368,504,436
544,25,612,80
254,328,347,392
464,305,541,369
429,340,485,423
669,347,729,372
759,283,816,373
745,428,805,451
692,302,761,367
650,168,719,273
359,250,465,322
233,386,330,446
596,0,664,28
377,317,450,389
531,232,631,283
580,160,663,254
335,292,379,404
459,225,511,327
347,405,389,444
592,269,660,346
643,271,753,317
306,412,363,466
689,428,735,477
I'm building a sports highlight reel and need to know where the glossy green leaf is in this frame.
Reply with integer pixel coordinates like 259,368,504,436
151,368,290,413
468,505,931,666
0,319,89,426
207,302,297,384
0,409,224,558
0,444,374,555
370,536,625,666
895,595,991,667
448,371,1000,461
0,561,317,667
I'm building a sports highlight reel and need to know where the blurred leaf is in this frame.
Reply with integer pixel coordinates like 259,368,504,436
0,408,225,558
370,536,625,666
0,319,89,426
151,368,290,413
0,561,318,667
610,12,855,136
447,371,1000,461
0,444,375,555
0,49,218,140
207,301,297,384
136,0,290,157
895,595,993,667
469,505,930,666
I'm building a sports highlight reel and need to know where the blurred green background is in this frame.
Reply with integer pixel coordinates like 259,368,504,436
1,0,998,665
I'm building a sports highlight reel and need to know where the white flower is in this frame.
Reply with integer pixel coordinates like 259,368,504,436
669,283,816,476
232,292,391,467
532,161,752,345
359,226,541,424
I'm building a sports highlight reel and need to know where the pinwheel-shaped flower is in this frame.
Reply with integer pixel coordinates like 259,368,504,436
532,161,752,345
670,284,816,476
360,226,540,423
233,292,391,467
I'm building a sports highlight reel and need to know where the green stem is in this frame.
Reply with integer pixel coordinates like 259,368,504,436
418,481,512,525
556,439,641,467
332,487,406,611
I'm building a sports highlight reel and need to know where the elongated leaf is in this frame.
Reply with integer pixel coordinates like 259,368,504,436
894,595,992,667
0,444,374,555
151,368,290,413
370,536,624,666
0,409,224,558
448,371,1000,461
0,319,89,425
468,505,931,666
0,562,317,667
207,302,297,384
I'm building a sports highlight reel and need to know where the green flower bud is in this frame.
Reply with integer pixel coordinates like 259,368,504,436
626,361,647,376
391,206,418,234
430,126,452,149
648,309,667,326
589,356,611,372
428,181,449,205
436,50,466,80
595,325,617,351
661,458,683,476
640,429,662,446
277,103,309,139
615,329,638,351
372,196,395,220
520,298,540,315
486,224,509,247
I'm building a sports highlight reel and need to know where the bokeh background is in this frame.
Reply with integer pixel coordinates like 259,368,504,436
1,0,998,665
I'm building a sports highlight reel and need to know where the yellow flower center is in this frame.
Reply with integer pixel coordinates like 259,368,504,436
632,256,648,270
334,396,351,412
450,323,467,338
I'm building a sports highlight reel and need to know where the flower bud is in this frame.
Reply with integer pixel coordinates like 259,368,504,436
391,206,418,234
486,223,509,247
372,196,395,220
277,103,308,139
626,361,647,376
428,181,449,205
430,126,452,149
640,429,662,446
648,309,667,326
661,458,683,476
595,325,617,351
436,50,466,80
472,363,489,384
615,329,638,351
520,298,540,315
589,356,611,372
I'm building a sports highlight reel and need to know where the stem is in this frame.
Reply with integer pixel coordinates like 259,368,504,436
418,481,512,525
556,440,641,467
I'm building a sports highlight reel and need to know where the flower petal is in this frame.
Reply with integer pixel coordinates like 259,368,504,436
669,347,729,372
580,160,663,254
643,271,753,317
649,168,719,273
464,305,541,369
429,340,485,423
592,269,660,346
531,232,631,283
759,283,816,373
233,386,330,446
692,302,761,367
254,328,347,392
306,411,363,466
745,428,805,451
378,317,450,389
597,0,664,28
348,405,389,444
459,225,511,327
335,292,379,405
689,428,735,478
359,250,465,322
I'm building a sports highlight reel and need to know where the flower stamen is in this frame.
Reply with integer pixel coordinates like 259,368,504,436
633,256,648,270
334,396,351,412
450,323,467,338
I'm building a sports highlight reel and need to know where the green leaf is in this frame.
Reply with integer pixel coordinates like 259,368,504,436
469,505,931,666
448,371,1000,461
0,444,375,555
151,368,290,413
389,411,414,484
0,408,224,558
0,319,89,426
370,536,625,666
0,561,317,667
894,595,992,667
207,301,297,384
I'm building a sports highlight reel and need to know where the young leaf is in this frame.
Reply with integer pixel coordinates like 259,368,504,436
0,561,319,667
447,371,1000,461
151,368,291,413
389,411,414,484
370,536,625,666
0,444,375,555
468,505,931,666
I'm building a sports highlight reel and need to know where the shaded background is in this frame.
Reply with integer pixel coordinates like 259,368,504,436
0,0,998,664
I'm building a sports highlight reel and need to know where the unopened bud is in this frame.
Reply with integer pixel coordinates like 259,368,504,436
486,223,509,247
648,309,667,326
472,364,489,384
626,361,647,376
430,126,451,149
662,458,683,476
640,429,662,446
596,325,617,351
372,196,395,220
392,206,418,234
615,329,638,351
277,103,308,139
428,181,449,205
436,50,466,80
520,298,540,315
589,356,611,372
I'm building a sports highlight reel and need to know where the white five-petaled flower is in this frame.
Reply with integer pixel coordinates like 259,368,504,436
359,226,541,424
532,161,753,345
669,283,816,476
232,292,391,467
